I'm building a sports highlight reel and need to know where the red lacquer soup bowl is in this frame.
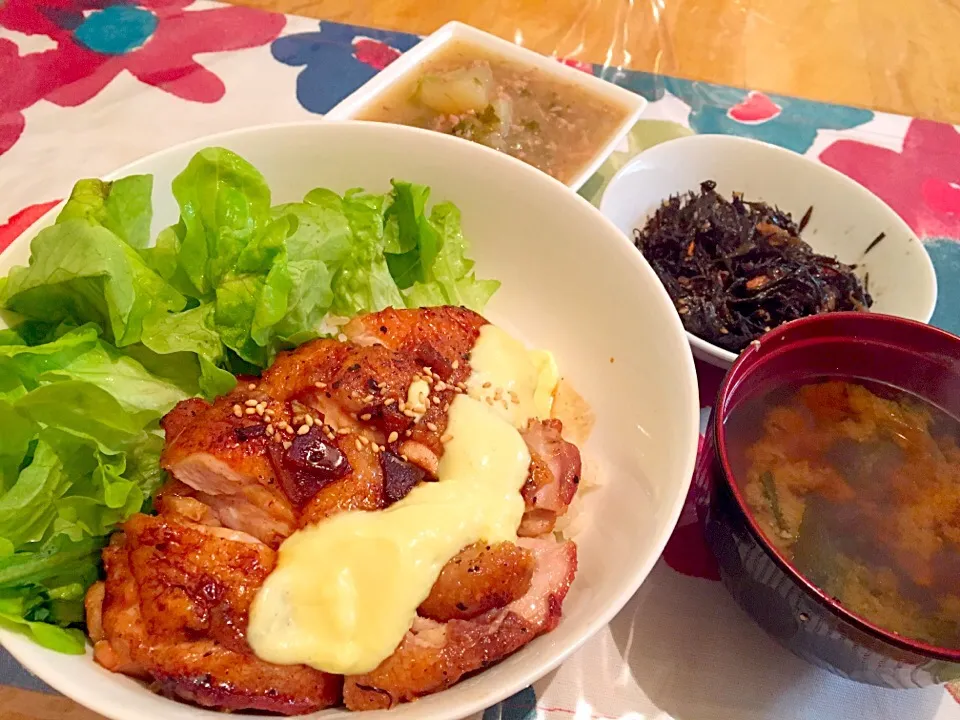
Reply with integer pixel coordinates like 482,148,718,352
695,312,960,688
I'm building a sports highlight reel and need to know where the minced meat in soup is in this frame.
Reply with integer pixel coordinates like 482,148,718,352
357,43,629,183
726,379,960,648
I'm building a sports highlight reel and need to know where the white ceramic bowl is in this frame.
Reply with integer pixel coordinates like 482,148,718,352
0,121,699,720
324,21,646,191
599,134,937,368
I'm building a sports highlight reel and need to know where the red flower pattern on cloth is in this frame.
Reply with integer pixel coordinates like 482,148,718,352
0,37,87,154
727,91,782,124
558,57,593,73
0,0,284,154
0,200,59,255
351,36,401,71
819,118,960,240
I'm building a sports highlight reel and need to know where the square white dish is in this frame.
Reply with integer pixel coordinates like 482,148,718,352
324,21,647,191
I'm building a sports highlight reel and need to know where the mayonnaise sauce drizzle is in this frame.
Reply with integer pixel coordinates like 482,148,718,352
246,325,558,674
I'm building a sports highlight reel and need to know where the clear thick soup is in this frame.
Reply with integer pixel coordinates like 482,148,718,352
725,378,960,648
356,41,629,183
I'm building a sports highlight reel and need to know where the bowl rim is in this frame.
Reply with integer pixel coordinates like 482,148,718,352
598,132,939,369
0,118,701,720
323,20,647,191
713,310,960,663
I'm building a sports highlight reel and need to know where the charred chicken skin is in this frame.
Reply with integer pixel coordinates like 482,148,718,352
87,307,582,713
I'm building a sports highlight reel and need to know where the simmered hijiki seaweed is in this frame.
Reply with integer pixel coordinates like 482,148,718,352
633,181,873,353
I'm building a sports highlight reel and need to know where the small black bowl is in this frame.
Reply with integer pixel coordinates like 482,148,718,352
695,312,960,688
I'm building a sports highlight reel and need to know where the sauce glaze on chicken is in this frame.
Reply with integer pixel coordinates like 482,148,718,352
85,307,583,713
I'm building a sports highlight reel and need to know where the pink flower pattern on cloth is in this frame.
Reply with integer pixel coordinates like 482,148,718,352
0,0,284,155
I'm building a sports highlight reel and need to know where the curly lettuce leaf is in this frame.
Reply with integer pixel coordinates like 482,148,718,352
0,221,185,346
56,175,154,250
139,304,236,397
0,329,177,652
0,586,88,654
170,147,273,298
386,183,500,310
325,189,405,317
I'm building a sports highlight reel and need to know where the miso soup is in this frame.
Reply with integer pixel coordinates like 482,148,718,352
725,378,960,648
356,42,631,183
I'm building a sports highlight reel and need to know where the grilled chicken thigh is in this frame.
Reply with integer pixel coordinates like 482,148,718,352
87,307,583,713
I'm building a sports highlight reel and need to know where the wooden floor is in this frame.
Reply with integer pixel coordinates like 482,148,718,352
233,0,960,123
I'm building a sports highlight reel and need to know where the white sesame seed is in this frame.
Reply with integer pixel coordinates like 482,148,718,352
509,391,519,404
441,433,453,443
360,413,372,421
355,439,363,451
338,427,350,435
401,454,408,461
297,424,310,435
359,436,369,446
337,333,348,342
494,388,503,401
384,398,395,406
283,441,292,450
485,397,495,406
398,400,406,411
266,424,274,436
245,399,258,407
248,383,256,391
403,409,417,418
387,431,399,443
364,394,375,403
482,382,492,389
405,429,412,437
315,381,326,389
265,409,275,418
426,422,438,432
305,415,314,427
451,360,459,370
434,381,447,392
245,407,257,415
285,425,295,435
233,405,242,418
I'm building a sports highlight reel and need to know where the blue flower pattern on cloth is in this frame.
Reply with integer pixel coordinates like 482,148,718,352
482,686,538,720
616,73,875,154
73,5,158,55
926,239,960,336
272,21,419,114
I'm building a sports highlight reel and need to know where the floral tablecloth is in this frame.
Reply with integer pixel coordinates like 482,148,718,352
2,2,960,718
